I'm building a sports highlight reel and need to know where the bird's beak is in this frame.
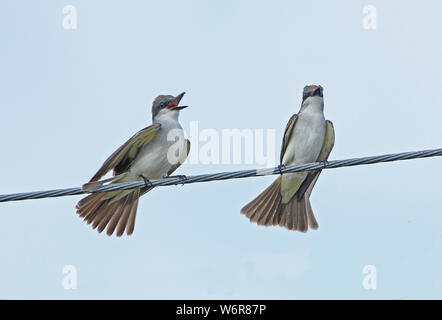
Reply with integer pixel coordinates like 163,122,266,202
167,92,188,110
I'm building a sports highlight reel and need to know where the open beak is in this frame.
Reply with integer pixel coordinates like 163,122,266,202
167,92,188,110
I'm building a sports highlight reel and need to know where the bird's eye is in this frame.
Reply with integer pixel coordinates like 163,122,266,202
160,102,165,108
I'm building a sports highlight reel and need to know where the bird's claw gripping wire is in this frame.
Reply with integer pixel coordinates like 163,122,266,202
277,164,286,175
139,175,153,188
321,160,330,168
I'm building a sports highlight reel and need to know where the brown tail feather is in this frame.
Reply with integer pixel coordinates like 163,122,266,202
241,177,283,226
305,197,318,229
75,187,146,236
241,183,273,217
106,194,131,236
249,179,281,222
126,194,139,235
90,200,111,227
115,192,134,237
304,174,319,230
77,194,107,223
241,177,319,232
76,192,105,211
297,197,307,232
119,188,141,236
96,200,121,233
256,182,281,225
262,191,281,225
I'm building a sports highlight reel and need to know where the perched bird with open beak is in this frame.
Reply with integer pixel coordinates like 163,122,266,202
76,92,190,237
241,85,335,232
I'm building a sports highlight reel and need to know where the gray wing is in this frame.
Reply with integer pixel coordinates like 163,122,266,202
88,123,162,182
280,114,298,164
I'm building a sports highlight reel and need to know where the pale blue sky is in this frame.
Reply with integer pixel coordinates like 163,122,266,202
1,0,441,299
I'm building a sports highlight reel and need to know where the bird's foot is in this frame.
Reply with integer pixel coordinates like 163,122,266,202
139,175,153,188
321,160,330,168
277,164,286,175
167,174,188,185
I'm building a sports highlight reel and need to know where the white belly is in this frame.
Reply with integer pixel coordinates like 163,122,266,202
282,111,326,166
280,109,326,203
129,125,186,180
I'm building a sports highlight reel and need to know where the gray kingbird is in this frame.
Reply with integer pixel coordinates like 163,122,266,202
241,85,335,232
76,92,190,236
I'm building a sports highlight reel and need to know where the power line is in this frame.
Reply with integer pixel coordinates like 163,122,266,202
0,147,441,203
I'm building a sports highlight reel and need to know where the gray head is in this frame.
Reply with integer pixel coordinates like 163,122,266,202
302,85,323,102
151,92,187,120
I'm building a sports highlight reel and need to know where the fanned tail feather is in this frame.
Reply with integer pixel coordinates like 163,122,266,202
75,186,144,237
241,177,318,232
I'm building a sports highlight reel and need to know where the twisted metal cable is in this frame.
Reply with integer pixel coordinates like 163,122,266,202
0,148,441,203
